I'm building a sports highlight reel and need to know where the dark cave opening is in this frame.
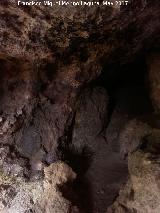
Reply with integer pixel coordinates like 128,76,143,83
0,53,155,213
57,56,154,213
97,56,153,117
0,53,159,213
1,0,160,212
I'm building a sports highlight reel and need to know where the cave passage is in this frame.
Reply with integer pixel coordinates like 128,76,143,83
1,1,160,212
0,53,154,213
97,56,153,117
57,56,154,213
0,50,158,213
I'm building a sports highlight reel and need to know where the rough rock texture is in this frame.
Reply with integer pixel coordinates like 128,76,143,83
119,119,152,158
66,87,128,213
105,85,152,152
0,0,160,162
108,129,160,213
1,0,160,63
33,161,78,213
0,0,160,212
0,161,78,213
72,87,108,152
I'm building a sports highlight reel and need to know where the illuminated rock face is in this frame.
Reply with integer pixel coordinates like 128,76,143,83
0,0,160,212
0,161,78,213
108,129,160,213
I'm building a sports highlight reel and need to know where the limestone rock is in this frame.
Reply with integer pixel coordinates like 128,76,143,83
72,87,108,152
66,87,128,213
0,161,78,213
0,0,160,212
119,119,152,158
108,129,160,213
34,161,78,213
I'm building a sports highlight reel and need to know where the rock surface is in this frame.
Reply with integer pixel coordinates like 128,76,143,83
0,161,78,213
0,0,160,162
66,87,128,213
108,129,160,213
0,0,160,212
148,52,160,112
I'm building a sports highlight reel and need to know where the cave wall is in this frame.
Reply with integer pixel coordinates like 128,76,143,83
0,0,160,212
